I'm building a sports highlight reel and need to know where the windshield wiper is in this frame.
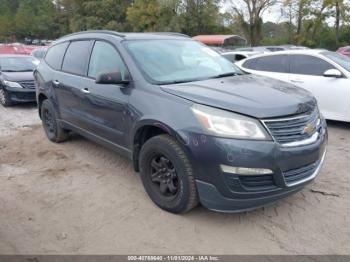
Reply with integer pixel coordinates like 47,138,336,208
161,79,201,85
211,72,243,79
2,69,32,72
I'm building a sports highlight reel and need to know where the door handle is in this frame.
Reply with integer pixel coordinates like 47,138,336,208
81,88,90,94
53,80,60,86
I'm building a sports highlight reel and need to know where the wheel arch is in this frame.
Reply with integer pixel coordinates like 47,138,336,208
132,121,188,172
37,93,48,119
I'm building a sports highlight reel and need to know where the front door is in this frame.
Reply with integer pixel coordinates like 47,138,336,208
81,40,131,148
288,54,350,121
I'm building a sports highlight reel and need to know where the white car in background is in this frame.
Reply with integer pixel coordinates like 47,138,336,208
236,49,350,122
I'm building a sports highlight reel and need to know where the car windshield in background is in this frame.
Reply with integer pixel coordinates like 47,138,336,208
0,57,37,72
125,40,242,84
33,50,47,59
322,51,350,72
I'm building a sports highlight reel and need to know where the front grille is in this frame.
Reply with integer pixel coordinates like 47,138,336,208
239,174,275,190
283,160,319,185
262,109,320,144
18,81,35,89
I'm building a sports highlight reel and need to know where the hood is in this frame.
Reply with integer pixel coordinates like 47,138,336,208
1,71,34,82
161,74,316,119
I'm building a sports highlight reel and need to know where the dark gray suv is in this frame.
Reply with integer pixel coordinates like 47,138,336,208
34,31,327,214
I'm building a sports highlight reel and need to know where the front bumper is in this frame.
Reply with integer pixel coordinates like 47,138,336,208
196,150,326,213
4,86,36,103
184,120,328,213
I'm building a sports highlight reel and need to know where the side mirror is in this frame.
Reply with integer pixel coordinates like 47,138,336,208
323,69,342,78
95,71,129,85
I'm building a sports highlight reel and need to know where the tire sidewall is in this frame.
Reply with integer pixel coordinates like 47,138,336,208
41,100,59,141
0,88,12,107
139,136,193,213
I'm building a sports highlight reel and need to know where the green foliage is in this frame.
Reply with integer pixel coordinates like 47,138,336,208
0,0,349,50
127,0,161,32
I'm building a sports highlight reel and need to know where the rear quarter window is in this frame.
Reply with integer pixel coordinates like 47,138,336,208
45,42,69,70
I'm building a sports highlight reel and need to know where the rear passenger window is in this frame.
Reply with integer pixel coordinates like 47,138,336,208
290,55,335,76
62,41,93,76
45,42,69,70
243,55,289,73
88,41,128,79
242,58,257,69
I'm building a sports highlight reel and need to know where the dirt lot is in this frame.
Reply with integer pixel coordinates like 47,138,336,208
0,104,349,255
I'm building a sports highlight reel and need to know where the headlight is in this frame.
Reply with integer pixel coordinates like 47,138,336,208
191,104,270,140
3,80,23,88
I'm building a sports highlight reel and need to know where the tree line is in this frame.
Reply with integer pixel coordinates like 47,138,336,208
0,0,349,50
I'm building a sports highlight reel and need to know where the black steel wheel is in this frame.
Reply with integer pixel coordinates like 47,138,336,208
139,134,198,214
149,154,179,200
41,99,69,143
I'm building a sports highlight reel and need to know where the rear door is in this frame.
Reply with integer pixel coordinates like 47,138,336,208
288,54,349,120
240,55,290,83
54,40,94,128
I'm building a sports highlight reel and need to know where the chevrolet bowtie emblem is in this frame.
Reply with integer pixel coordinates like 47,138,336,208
303,124,315,135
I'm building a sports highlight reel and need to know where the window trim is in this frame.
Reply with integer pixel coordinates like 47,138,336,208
61,40,94,77
86,39,131,81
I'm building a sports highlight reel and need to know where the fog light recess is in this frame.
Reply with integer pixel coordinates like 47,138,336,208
220,165,273,175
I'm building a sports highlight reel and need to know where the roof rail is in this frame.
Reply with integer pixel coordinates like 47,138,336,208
58,30,125,40
145,32,190,38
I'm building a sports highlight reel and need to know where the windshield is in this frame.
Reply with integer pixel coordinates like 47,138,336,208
125,40,242,84
0,57,38,72
322,51,350,72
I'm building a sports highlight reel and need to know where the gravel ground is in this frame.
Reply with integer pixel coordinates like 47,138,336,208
0,104,349,255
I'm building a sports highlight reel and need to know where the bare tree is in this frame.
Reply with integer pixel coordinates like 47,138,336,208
281,0,311,43
230,0,278,45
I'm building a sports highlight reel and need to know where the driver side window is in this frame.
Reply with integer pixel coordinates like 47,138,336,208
88,41,128,79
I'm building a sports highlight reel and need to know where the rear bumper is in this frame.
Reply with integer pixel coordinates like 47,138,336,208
4,86,36,103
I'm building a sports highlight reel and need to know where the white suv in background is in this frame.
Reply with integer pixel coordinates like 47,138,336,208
236,50,350,122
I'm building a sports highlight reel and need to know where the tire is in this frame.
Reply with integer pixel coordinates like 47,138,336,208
0,88,13,107
139,134,199,214
41,99,69,143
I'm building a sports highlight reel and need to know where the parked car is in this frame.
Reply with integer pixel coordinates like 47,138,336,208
35,31,327,214
31,47,48,60
32,39,40,45
236,46,285,52
337,46,350,58
0,55,38,106
221,51,262,63
236,49,350,122
279,45,309,50
210,46,232,53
